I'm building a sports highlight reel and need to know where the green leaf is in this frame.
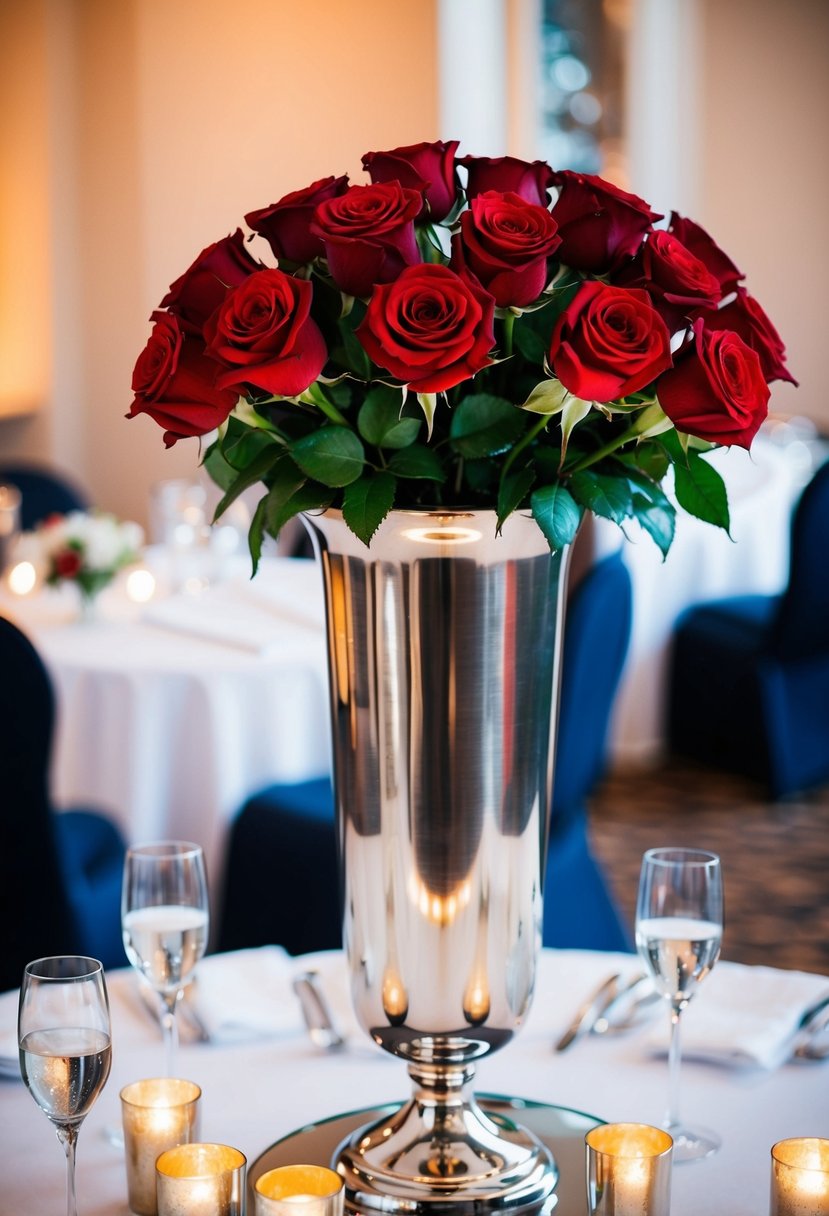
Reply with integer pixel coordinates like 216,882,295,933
336,316,372,380
530,484,583,551
497,465,535,531
568,470,633,524
262,469,333,538
449,393,526,458
619,441,671,483
358,386,419,449
673,453,731,532
387,445,446,482
247,496,267,574
290,426,366,488
633,494,676,557
202,441,237,493
222,416,280,469
342,472,396,546
513,322,547,365
213,443,283,522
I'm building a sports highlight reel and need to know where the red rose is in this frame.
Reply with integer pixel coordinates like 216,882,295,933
657,320,770,448
459,155,555,206
54,549,82,579
615,230,722,328
549,281,673,401
667,213,743,293
550,171,661,273
363,140,459,222
310,181,423,297
204,268,326,398
700,288,797,386
129,312,238,448
356,263,495,393
160,230,262,335
454,191,561,308
245,175,349,265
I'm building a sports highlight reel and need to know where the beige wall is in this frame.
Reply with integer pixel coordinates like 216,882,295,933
0,0,439,526
0,0,825,529
696,0,828,428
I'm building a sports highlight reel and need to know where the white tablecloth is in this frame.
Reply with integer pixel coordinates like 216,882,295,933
0,948,826,1216
0,553,331,891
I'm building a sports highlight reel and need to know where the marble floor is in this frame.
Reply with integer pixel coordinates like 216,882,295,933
590,757,829,976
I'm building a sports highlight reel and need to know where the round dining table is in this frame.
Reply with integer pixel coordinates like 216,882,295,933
0,946,826,1216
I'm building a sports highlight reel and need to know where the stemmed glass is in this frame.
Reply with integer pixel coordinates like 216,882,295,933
18,956,112,1216
121,840,209,1076
635,847,723,1163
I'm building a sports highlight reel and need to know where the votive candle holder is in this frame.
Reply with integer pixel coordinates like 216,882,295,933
254,1164,345,1216
156,1142,246,1216
771,1138,829,1215
586,1122,673,1216
120,1078,202,1216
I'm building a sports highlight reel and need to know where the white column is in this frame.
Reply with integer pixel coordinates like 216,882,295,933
438,0,508,154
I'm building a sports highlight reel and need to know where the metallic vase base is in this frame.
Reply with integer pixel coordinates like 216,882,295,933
336,1095,558,1214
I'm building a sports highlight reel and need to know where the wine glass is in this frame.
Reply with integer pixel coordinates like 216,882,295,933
635,847,723,1163
121,840,209,1076
18,956,112,1216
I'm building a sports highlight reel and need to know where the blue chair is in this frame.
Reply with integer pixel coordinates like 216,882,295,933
218,552,632,956
668,459,829,799
0,461,89,530
0,616,126,990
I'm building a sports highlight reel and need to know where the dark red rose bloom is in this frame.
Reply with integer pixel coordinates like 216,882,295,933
129,312,238,448
657,320,770,448
453,191,561,308
616,230,722,329
245,175,349,265
549,281,673,402
310,181,423,297
160,230,262,336
204,268,326,399
667,213,743,293
550,171,661,273
356,263,496,393
700,288,797,386
459,155,555,206
363,140,459,223
54,549,82,579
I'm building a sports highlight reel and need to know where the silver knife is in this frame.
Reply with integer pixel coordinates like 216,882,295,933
292,970,346,1051
554,973,621,1052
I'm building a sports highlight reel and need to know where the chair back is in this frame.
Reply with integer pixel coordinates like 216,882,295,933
772,460,829,660
0,617,78,990
0,462,89,531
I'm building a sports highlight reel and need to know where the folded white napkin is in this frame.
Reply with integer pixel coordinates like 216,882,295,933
643,962,829,1070
192,946,305,1044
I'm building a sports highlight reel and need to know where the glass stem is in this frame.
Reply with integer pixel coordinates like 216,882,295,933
667,1003,682,1130
57,1124,79,1216
161,992,180,1077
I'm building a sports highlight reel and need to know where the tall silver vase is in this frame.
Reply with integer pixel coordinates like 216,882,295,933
302,508,572,1215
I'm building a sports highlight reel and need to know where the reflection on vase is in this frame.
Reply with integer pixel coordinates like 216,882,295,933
302,508,571,1215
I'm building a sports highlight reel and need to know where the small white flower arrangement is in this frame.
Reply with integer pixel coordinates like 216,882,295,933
18,510,144,605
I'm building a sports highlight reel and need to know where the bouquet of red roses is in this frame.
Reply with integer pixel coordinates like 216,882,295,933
129,140,794,558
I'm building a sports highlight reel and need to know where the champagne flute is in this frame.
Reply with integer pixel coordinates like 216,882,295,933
121,841,209,1076
18,956,112,1216
635,847,723,1163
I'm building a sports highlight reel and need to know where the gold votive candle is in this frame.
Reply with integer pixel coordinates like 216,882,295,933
586,1123,673,1216
120,1079,202,1216
771,1138,829,1215
254,1164,345,1216
156,1143,246,1216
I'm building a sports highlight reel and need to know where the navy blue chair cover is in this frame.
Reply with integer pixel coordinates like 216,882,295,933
668,459,829,799
0,616,126,990
218,551,633,956
0,461,89,530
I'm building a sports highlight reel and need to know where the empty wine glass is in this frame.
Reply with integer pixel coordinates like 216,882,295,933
635,847,723,1163
122,841,209,1076
18,956,112,1216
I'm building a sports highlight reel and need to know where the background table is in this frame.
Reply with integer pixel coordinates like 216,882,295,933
0,947,826,1216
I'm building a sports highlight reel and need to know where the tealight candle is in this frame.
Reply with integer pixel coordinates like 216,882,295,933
156,1143,246,1216
254,1164,345,1216
585,1123,673,1216
771,1138,829,1215
120,1079,201,1216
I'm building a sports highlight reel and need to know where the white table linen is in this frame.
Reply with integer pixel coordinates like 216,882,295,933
0,948,826,1216
0,554,331,890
